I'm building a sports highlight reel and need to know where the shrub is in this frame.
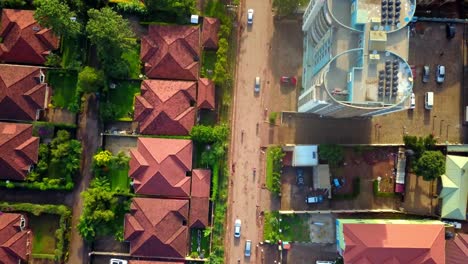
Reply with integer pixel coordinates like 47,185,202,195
266,146,284,194
318,144,344,166
373,180,396,198
269,112,278,124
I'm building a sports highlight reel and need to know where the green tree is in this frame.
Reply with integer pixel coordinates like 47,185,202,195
272,0,301,16
34,0,82,39
144,0,195,22
414,150,445,181
318,144,344,166
213,38,229,85
190,124,229,144
86,7,136,78
93,150,113,168
0,0,26,8
77,66,105,93
45,53,62,67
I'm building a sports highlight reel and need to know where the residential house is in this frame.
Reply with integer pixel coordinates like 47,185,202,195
446,233,468,264
134,80,196,135
197,78,215,110
0,122,39,181
336,219,445,263
190,169,211,228
129,138,193,197
0,9,59,65
0,212,32,264
0,65,50,121
141,25,200,81
124,198,189,259
440,155,468,220
201,17,220,50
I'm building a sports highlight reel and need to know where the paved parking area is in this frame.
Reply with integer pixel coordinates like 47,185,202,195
283,244,338,264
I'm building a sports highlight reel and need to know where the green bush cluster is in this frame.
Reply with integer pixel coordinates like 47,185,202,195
266,146,285,194
191,124,229,167
92,150,130,171
269,112,278,124
373,180,396,198
403,134,445,181
113,0,148,16
263,211,281,241
318,144,344,166
0,202,71,262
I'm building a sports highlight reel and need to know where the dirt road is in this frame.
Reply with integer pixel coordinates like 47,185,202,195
225,0,275,263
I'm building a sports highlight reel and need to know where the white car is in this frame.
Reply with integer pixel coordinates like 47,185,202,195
409,93,415,109
110,259,128,264
436,65,445,84
234,219,241,238
247,9,254,24
254,76,260,93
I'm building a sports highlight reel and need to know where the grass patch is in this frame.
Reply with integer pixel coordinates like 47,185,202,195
30,214,59,255
373,179,397,198
109,167,130,192
265,146,283,194
107,80,141,119
47,70,78,109
263,211,280,241
266,150,274,190
201,51,217,78
61,36,85,69
121,42,141,79
190,228,210,258
280,214,310,242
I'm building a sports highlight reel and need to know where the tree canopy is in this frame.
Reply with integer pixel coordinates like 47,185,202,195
318,144,344,166
77,66,105,93
272,0,301,16
144,0,195,22
414,150,445,181
34,0,82,38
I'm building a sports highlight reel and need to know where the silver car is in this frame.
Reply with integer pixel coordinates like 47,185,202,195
247,9,254,24
254,76,260,93
234,219,241,238
436,65,445,84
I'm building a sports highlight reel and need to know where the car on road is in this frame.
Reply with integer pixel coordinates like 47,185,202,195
422,65,429,83
305,195,324,204
446,23,456,39
436,65,445,84
296,168,305,186
247,9,254,25
110,259,128,264
409,93,415,109
254,76,260,93
234,219,241,238
280,76,297,86
245,240,252,257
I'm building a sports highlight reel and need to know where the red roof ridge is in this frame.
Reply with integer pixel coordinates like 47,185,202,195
14,137,39,164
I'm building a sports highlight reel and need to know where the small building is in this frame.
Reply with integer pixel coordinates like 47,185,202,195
0,9,59,65
0,122,39,181
440,155,468,220
0,212,32,264
190,169,211,228
201,17,220,50
336,219,445,263
283,144,318,167
197,78,215,110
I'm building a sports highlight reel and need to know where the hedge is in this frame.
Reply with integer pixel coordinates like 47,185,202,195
210,162,220,201
0,180,73,191
0,202,71,262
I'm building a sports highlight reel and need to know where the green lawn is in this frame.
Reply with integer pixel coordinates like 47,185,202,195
109,167,130,192
122,42,141,79
266,147,274,190
61,36,85,69
30,214,58,255
201,51,217,78
47,70,78,109
280,214,310,242
190,228,210,258
107,80,141,120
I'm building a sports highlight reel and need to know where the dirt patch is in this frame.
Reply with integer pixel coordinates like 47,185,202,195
44,108,77,124
103,135,138,155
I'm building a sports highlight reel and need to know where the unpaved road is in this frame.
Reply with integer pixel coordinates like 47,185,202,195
226,0,275,263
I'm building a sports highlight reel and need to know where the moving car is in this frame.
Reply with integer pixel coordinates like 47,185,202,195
234,219,241,238
245,240,252,257
247,9,254,25
110,259,128,264
305,195,324,204
254,76,260,93
436,65,445,84
296,168,305,186
446,23,456,39
422,65,429,83
409,93,415,109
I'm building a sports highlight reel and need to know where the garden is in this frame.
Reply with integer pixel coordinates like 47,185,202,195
264,211,311,242
47,69,79,112
266,146,284,195
101,80,141,121
30,214,59,259
189,228,211,259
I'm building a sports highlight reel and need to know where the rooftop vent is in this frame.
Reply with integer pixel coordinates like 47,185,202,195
32,26,40,32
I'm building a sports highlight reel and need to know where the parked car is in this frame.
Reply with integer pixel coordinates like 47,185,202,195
409,93,415,109
234,219,241,238
110,259,128,264
247,9,254,25
296,168,305,186
425,92,434,110
305,195,323,204
422,65,429,83
245,240,252,257
446,23,456,39
333,178,342,188
280,76,297,86
436,65,445,84
254,76,260,93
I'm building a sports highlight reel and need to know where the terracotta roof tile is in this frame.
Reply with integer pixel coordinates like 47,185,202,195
189,197,210,228
0,9,59,65
191,169,211,198
124,198,189,258
0,65,49,121
134,80,196,135
446,233,468,264
201,17,220,50
129,138,193,197
197,78,215,110
0,122,39,180
141,25,200,80
0,213,32,264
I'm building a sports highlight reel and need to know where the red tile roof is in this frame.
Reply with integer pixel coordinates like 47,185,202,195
342,222,445,264
0,122,39,181
202,17,220,50
129,138,193,197
0,213,32,264
446,233,468,264
134,80,196,135
124,198,189,258
197,78,215,110
0,9,59,65
189,197,209,228
141,25,200,80
191,169,211,198
0,65,49,121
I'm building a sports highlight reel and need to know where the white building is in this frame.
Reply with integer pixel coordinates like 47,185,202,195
299,0,416,118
